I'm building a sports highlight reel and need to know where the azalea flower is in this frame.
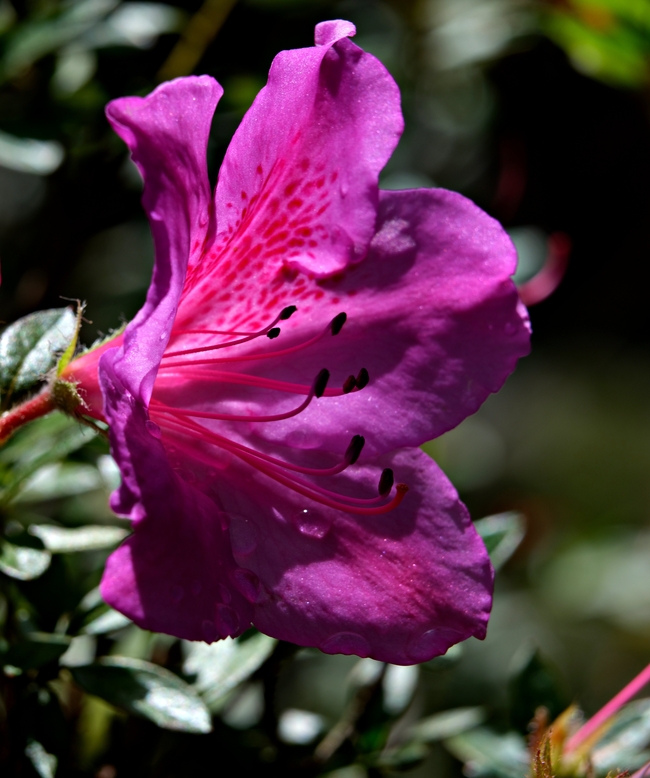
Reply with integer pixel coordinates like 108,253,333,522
62,19,530,664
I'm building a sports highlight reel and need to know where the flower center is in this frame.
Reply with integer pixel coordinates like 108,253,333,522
151,307,408,515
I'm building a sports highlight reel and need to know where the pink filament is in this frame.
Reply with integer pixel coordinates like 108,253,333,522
154,409,407,515
565,661,650,753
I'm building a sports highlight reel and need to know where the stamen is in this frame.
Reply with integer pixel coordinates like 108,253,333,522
356,368,369,389
345,435,365,465
378,468,394,496
343,375,356,394
154,410,407,514
151,369,329,423
161,314,354,368
164,307,297,358
331,312,347,335
155,368,364,398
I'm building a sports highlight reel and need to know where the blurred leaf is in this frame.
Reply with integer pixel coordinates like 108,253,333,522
370,741,429,770
2,632,71,669
0,308,76,407
475,512,525,570
25,739,57,778
71,656,212,733
17,463,103,502
443,728,529,778
531,732,552,778
0,414,96,505
29,523,128,552
0,130,64,175
0,539,50,579
592,699,650,772
81,607,131,635
183,632,276,711
408,707,486,743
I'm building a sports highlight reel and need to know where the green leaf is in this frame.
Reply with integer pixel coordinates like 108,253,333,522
508,650,568,732
81,607,131,635
183,632,277,711
2,632,71,669
592,698,650,772
71,656,212,733
443,728,529,778
29,524,128,552
16,463,103,502
408,707,486,743
0,539,51,580
474,512,525,570
0,308,77,407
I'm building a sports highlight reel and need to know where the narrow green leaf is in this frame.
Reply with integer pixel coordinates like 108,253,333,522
29,524,128,552
474,512,525,570
2,632,71,669
81,607,131,635
183,632,277,711
0,308,76,406
0,539,51,580
592,699,650,772
17,463,103,502
71,656,212,733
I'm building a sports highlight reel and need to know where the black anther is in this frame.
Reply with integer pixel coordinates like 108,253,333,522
267,327,281,339
378,468,394,496
355,368,369,389
314,369,330,398
280,305,297,320
345,435,365,465
331,312,347,335
342,375,357,394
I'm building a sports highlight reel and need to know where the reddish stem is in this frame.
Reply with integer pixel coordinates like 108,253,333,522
0,390,55,444
566,662,650,753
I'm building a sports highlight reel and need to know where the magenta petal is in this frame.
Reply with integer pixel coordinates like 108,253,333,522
99,357,254,640
203,447,492,665
106,76,222,403
208,21,402,280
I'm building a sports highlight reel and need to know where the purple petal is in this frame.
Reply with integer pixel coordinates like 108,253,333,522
175,20,401,330
158,188,530,457
105,76,221,403
99,357,254,640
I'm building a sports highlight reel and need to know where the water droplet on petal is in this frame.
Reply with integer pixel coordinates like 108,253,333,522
321,632,370,658
202,620,217,643
145,421,162,439
160,331,168,341
232,568,261,603
171,585,184,603
191,580,202,596
216,604,240,637
407,629,458,663
294,509,331,539
229,515,258,557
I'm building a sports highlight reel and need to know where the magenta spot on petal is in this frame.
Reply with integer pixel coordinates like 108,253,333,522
321,632,371,657
216,604,239,637
171,585,183,603
145,420,161,439
229,515,258,557
202,620,217,643
232,568,261,603
293,509,331,539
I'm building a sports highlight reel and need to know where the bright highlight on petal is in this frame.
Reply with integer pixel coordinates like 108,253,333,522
63,20,530,665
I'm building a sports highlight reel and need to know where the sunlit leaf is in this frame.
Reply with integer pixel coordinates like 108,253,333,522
2,632,71,669
71,656,212,733
475,512,525,570
443,728,529,778
81,607,132,635
17,463,103,502
592,699,650,772
0,308,76,406
183,632,276,711
29,523,128,552
408,707,486,743
0,539,50,580
25,740,57,778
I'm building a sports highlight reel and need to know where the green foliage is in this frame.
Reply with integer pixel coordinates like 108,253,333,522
0,308,76,409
